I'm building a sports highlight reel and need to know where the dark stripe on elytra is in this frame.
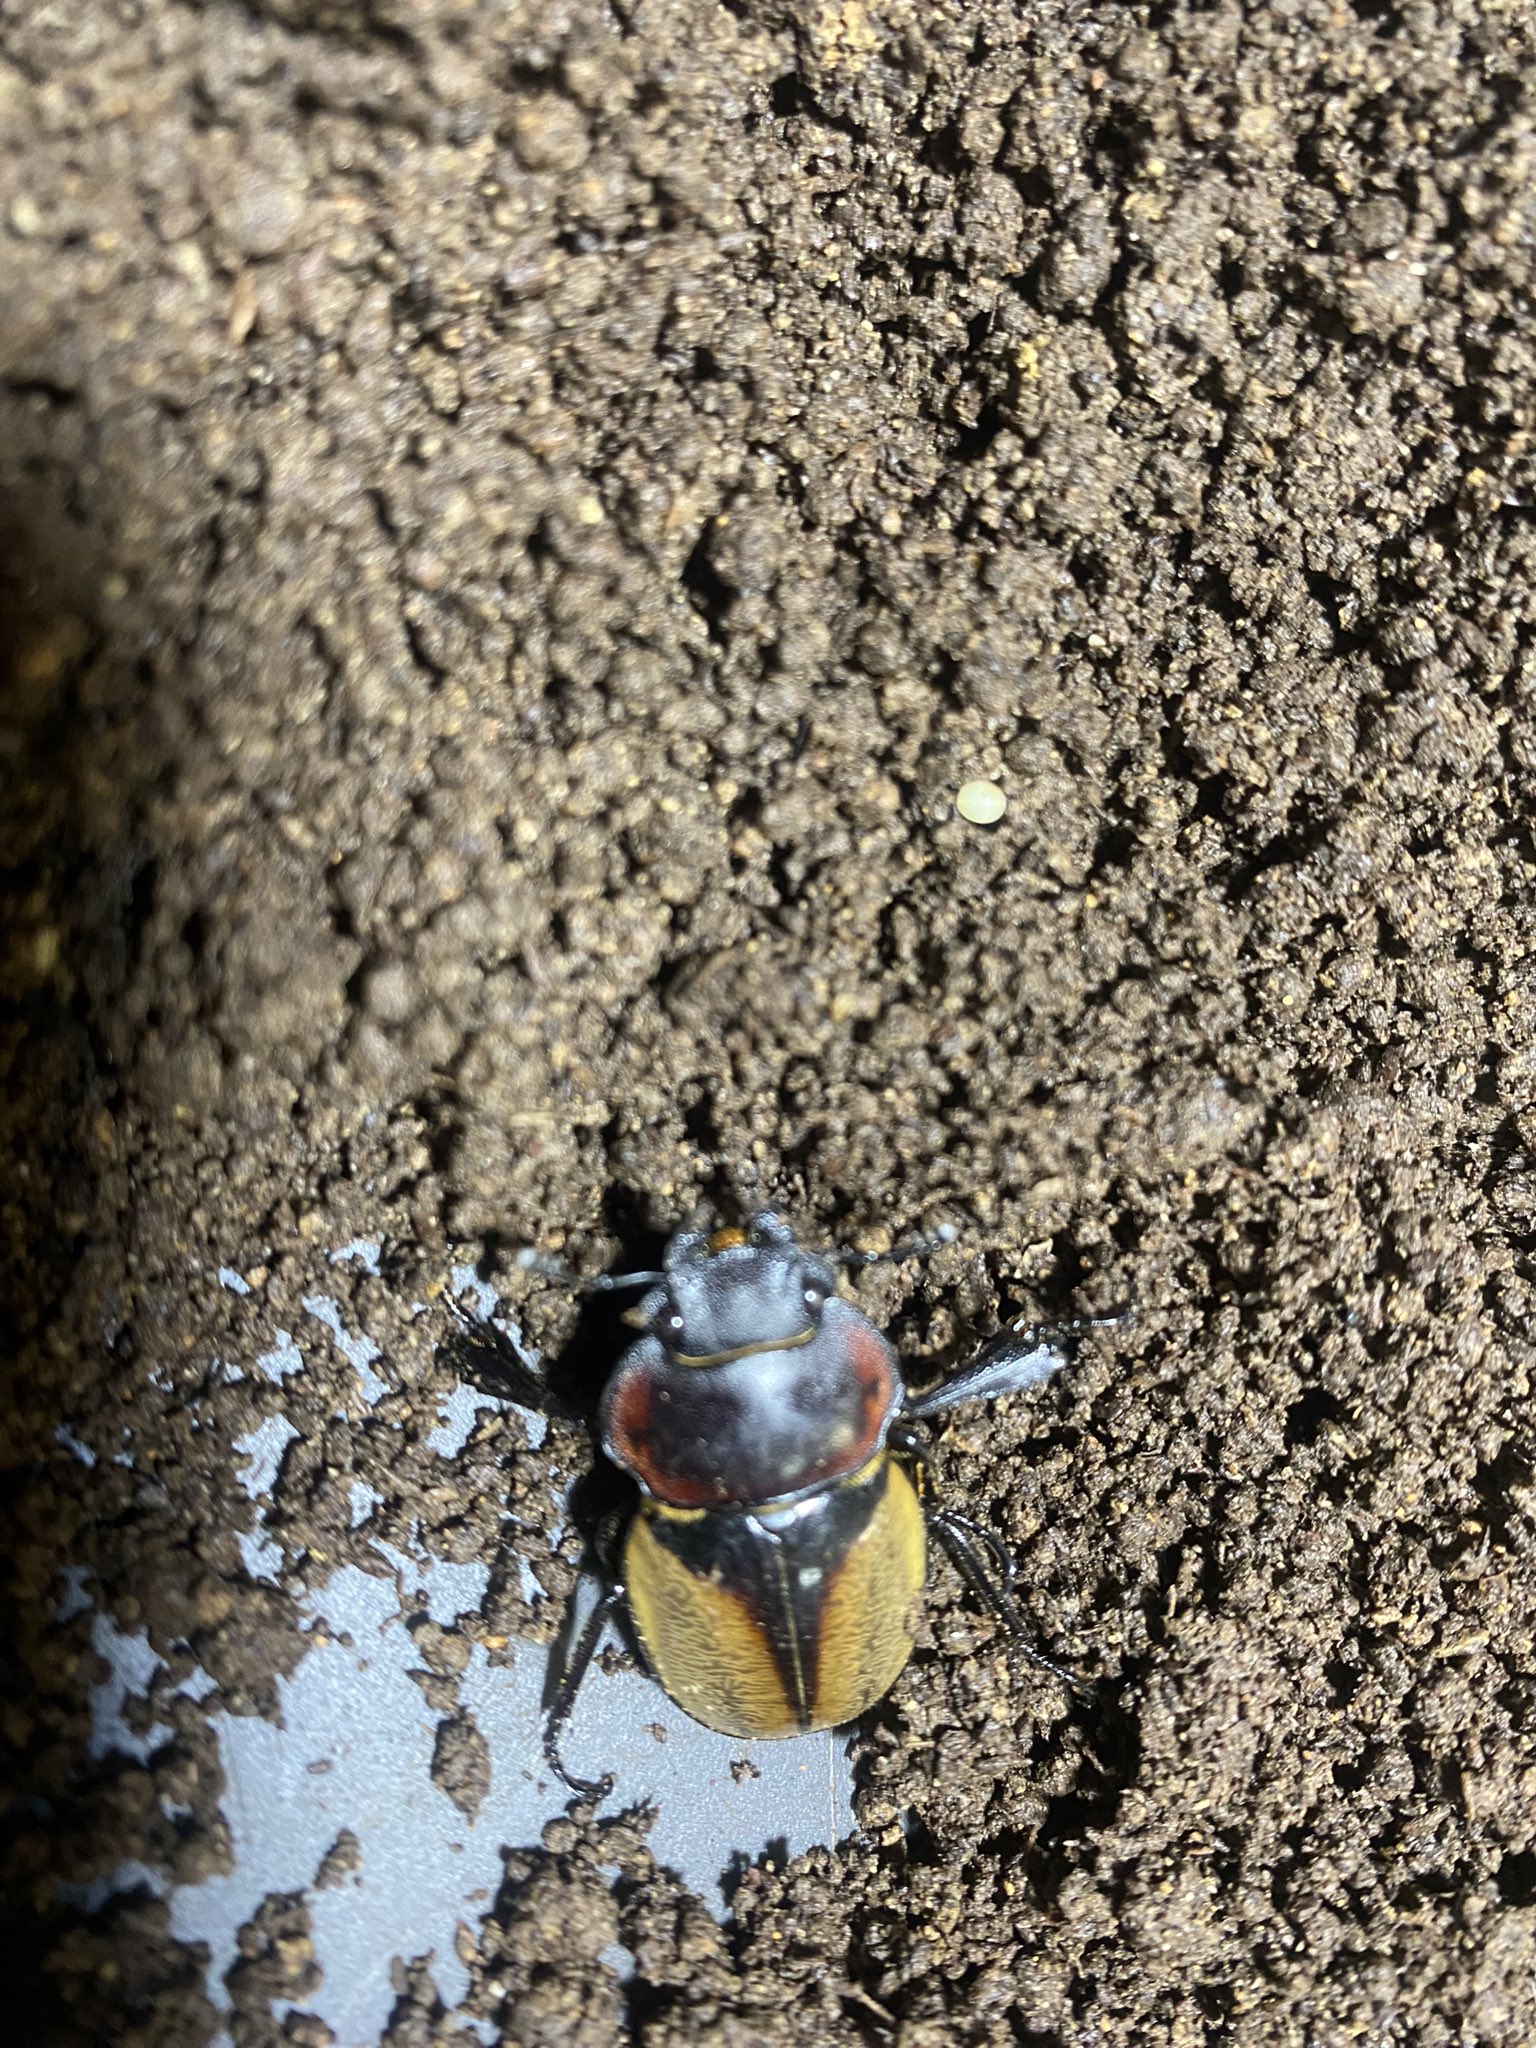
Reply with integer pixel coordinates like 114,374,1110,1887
646,1458,893,1729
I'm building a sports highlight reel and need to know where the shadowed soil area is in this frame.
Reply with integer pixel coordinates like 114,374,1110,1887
3,2,1536,2042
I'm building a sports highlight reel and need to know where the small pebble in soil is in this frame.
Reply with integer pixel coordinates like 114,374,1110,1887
956,779,1007,825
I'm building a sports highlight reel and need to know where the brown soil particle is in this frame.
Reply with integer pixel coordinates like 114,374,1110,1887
228,1892,322,2036
4,0,1536,2043
313,1829,363,1892
432,1710,493,1824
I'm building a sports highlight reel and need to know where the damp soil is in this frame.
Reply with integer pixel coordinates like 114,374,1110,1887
4,2,1536,2043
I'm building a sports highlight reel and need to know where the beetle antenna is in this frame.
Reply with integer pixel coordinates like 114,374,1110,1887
832,1221,959,1270
515,1248,665,1294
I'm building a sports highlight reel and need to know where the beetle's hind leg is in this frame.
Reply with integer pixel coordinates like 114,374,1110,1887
927,1507,1088,1697
542,1573,627,1800
905,1309,1130,1421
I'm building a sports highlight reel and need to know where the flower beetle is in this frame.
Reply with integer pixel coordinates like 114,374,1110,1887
454,1211,1118,1797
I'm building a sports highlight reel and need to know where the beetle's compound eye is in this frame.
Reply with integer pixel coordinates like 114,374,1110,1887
802,1277,829,1311
659,1301,687,1341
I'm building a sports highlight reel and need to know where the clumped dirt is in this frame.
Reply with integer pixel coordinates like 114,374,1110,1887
4,0,1536,2042
432,1709,493,1824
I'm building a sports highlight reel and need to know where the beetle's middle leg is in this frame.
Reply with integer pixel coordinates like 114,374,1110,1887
538,1504,631,1799
926,1507,1087,1696
542,1571,626,1800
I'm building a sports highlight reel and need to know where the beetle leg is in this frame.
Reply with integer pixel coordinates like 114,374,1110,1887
589,1506,628,1579
889,1417,932,1472
934,1506,1017,1592
904,1309,1131,1421
542,1576,627,1801
927,1508,1087,1696
441,1295,554,1413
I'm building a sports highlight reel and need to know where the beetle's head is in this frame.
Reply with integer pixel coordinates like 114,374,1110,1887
640,1210,839,1365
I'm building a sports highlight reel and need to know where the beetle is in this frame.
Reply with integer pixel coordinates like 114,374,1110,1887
451,1210,1118,1797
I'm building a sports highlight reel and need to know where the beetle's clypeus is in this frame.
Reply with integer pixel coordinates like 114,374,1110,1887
451,1210,1120,1799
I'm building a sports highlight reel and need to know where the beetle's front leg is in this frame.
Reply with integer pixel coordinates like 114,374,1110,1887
441,1294,571,1417
904,1309,1130,1421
